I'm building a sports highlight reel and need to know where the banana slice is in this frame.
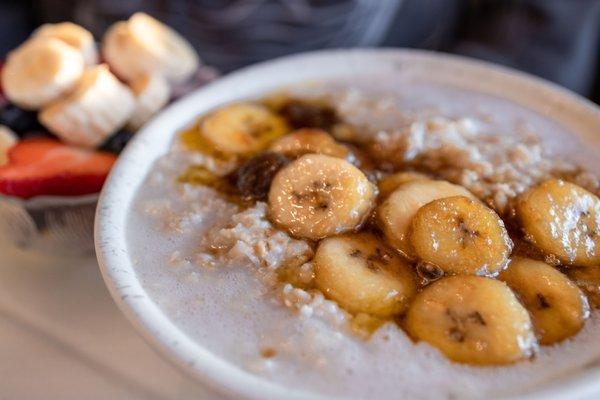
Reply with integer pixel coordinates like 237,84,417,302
566,266,600,308
499,257,589,344
516,179,600,266
377,180,476,259
39,64,135,147
1,37,84,110
410,196,512,276
102,13,199,83
378,171,430,199
405,275,536,365
0,126,18,166
268,154,376,240
200,103,289,155
314,232,417,317
33,22,98,66
269,128,350,159
126,73,171,131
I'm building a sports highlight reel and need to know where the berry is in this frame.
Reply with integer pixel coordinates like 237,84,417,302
0,103,44,136
0,138,117,198
99,130,134,154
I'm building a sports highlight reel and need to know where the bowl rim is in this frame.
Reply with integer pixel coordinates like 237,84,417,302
95,48,600,400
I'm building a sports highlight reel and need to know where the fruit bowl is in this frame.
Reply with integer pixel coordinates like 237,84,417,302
96,49,600,400
0,14,220,256
0,192,98,255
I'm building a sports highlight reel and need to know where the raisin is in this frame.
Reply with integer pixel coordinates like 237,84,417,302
234,152,289,201
279,100,338,130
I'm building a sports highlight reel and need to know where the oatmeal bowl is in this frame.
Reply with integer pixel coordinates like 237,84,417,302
96,49,600,400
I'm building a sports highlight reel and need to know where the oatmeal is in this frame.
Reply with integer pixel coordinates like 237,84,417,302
127,81,600,399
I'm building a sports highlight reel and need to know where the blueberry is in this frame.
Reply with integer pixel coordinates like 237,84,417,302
99,130,135,154
0,103,44,136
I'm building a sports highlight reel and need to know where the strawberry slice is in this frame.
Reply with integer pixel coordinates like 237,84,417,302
0,138,117,198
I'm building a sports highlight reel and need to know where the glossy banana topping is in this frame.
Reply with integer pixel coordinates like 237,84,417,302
405,275,536,365
314,232,417,317
410,196,512,276
499,257,589,344
517,179,600,266
268,154,376,240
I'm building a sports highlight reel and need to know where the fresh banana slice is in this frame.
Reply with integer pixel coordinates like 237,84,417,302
314,232,417,317
377,180,476,259
200,103,289,155
377,171,430,200
39,64,135,147
102,13,199,83
410,196,512,276
126,73,171,131
0,126,18,166
269,128,350,160
566,266,600,308
499,257,589,344
516,179,600,266
1,37,84,110
33,22,98,66
405,275,536,365
268,154,376,240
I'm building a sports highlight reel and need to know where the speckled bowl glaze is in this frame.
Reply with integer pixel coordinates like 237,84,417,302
95,49,600,400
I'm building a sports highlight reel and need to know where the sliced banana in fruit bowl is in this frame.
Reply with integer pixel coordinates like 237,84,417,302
268,154,376,240
410,195,513,276
377,179,476,260
39,64,136,148
516,179,600,267
314,232,417,318
499,257,589,345
33,22,98,66
405,275,537,365
102,12,199,84
126,73,171,131
1,37,85,110
200,103,290,156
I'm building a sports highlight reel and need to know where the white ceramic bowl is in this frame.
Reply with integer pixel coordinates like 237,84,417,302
95,49,600,400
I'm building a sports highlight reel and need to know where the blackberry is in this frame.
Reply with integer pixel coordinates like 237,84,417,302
0,103,44,136
99,130,135,154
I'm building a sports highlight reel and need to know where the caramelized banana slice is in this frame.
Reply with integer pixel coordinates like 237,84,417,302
268,154,376,240
566,266,600,308
200,103,289,155
314,232,417,317
269,128,350,159
377,180,476,259
377,171,430,200
410,196,512,276
405,276,536,365
499,257,589,344
516,179,600,266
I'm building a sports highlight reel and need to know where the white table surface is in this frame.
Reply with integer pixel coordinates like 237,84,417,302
0,239,226,400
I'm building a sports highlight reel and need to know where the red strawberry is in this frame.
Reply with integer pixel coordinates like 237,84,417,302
0,138,117,198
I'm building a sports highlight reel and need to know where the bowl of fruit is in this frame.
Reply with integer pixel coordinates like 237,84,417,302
0,13,216,255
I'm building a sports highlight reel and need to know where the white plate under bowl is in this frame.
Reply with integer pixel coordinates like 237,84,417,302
95,49,600,400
